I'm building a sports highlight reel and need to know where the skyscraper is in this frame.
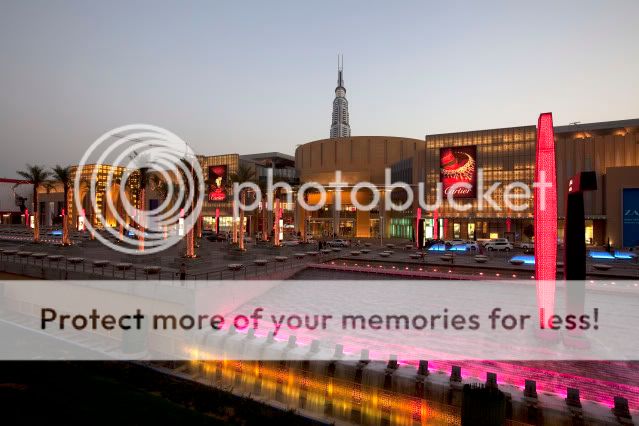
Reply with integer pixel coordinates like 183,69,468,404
330,55,351,138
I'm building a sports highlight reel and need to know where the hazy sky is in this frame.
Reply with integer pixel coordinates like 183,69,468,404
1,0,637,177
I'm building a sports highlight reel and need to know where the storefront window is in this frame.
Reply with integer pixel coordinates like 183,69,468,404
585,220,593,245
467,223,475,240
390,218,413,239
453,223,461,239
424,219,433,239
339,219,354,237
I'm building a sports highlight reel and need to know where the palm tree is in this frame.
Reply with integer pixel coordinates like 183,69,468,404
229,165,256,251
16,165,51,243
149,171,178,240
258,180,269,242
270,173,289,247
51,165,72,245
78,178,96,240
174,158,202,258
136,167,149,252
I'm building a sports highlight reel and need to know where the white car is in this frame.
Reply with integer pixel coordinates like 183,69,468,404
519,242,534,250
484,238,513,251
445,239,466,246
328,239,350,247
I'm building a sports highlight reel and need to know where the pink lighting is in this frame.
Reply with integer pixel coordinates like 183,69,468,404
433,210,438,239
534,112,558,327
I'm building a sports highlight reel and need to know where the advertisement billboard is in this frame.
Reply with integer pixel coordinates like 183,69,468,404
622,188,639,248
439,145,477,198
208,165,228,202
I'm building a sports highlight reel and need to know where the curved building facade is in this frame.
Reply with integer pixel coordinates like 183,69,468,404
295,136,425,238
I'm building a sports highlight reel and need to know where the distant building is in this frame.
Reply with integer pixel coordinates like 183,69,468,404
329,55,351,138
198,152,298,236
0,178,33,224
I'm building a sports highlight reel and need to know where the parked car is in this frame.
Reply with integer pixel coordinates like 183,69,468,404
328,239,350,247
445,238,466,246
519,241,534,250
484,238,513,251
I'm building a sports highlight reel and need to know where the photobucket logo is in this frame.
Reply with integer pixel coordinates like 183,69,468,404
233,168,553,213
73,124,204,255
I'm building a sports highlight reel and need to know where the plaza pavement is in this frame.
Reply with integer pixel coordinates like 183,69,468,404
0,226,637,280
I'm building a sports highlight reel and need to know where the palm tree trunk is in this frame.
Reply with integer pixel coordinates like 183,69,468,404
239,191,246,250
185,221,195,257
262,197,268,241
274,198,281,246
32,187,39,242
138,187,145,252
232,199,238,243
62,184,70,245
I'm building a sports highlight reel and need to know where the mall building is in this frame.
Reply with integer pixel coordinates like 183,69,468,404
197,152,297,236
294,118,639,248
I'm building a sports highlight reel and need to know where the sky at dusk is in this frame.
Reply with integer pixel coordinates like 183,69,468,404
1,0,638,177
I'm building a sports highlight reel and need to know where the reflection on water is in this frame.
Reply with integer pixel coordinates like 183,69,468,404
190,360,461,425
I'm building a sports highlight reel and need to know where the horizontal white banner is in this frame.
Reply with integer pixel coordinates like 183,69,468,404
0,279,637,361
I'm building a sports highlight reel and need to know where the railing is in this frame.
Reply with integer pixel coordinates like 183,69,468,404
0,247,340,282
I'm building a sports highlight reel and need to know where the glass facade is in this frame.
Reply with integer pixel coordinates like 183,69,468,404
198,154,240,217
423,126,536,241
390,217,413,239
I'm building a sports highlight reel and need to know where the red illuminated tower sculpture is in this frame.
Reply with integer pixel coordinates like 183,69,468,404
534,112,557,327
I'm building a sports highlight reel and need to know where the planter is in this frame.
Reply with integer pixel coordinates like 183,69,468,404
68,257,85,264
93,260,110,268
379,252,391,258
144,266,161,274
116,262,133,271
474,255,488,263
294,253,306,259
509,259,525,266
47,254,64,261
350,251,361,256
253,259,268,266
592,263,612,271
17,251,33,257
360,249,371,254
274,256,288,262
